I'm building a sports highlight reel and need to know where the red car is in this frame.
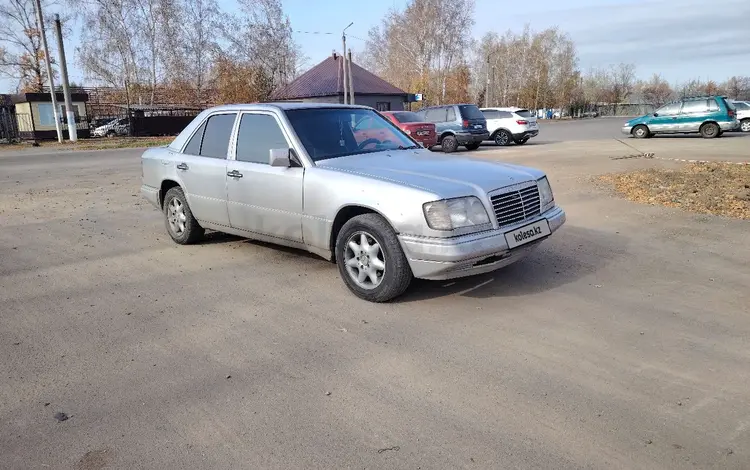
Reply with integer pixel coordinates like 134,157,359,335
381,111,438,148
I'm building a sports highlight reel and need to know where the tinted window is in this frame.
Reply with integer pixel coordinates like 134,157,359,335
681,100,709,114
481,110,498,119
285,108,415,162
458,105,484,120
446,107,456,121
183,121,207,155
424,108,446,123
235,114,289,164
392,111,423,123
515,109,533,118
499,111,514,118
733,101,750,110
200,113,236,158
723,99,736,111
655,103,681,116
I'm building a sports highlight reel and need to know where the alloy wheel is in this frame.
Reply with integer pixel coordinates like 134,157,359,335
343,231,386,290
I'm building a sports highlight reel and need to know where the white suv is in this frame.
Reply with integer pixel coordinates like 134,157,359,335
481,107,539,146
732,101,750,132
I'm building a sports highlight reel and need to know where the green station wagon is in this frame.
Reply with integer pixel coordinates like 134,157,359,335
622,96,740,139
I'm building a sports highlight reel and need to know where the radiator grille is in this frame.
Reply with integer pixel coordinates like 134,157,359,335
490,184,541,227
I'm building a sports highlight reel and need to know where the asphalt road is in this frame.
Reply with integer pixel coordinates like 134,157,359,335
2,140,750,469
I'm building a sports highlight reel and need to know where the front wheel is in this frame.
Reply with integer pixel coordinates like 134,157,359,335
741,119,750,133
632,125,650,139
163,186,204,244
335,213,413,302
494,130,512,146
464,142,481,150
441,135,458,153
700,122,719,139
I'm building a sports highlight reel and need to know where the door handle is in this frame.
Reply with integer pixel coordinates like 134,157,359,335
176,162,188,170
227,170,243,178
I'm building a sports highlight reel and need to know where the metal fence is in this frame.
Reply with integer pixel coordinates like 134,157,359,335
0,107,20,143
86,104,203,137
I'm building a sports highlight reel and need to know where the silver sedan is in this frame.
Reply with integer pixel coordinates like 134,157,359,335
141,103,565,302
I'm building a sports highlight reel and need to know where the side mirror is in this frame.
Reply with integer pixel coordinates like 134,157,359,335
653,113,659,117
269,148,292,167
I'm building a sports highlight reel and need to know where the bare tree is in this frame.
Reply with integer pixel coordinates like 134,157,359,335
638,73,673,107
0,0,61,92
608,63,636,114
721,76,750,100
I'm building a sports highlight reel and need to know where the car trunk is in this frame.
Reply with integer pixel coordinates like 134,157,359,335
514,109,538,125
403,122,435,138
458,105,487,134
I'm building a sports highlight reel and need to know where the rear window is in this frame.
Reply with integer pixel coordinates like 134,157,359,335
720,97,735,111
734,101,750,110
514,109,533,118
391,111,423,123
458,105,484,120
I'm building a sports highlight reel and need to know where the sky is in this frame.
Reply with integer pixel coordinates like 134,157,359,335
3,0,749,93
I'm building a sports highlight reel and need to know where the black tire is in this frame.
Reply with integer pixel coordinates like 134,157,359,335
335,213,413,302
741,119,750,133
632,125,650,139
700,122,719,139
494,129,512,146
441,135,458,153
515,137,529,145
464,142,481,150
163,186,204,245
106,130,116,138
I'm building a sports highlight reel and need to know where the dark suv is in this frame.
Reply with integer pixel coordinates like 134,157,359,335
417,104,489,153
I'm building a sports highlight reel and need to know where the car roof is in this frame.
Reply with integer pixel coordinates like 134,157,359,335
200,102,374,113
480,107,528,112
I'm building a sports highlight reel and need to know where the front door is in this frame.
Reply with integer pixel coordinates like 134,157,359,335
650,102,682,133
226,112,304,242
175,112,236,226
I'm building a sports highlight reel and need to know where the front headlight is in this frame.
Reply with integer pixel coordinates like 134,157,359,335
538,176,554,212
423,196,490,231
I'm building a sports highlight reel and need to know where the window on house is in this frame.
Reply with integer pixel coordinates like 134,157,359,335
37,103,58,126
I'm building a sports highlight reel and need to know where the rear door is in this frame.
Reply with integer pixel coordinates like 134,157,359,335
174,112,235,226
424,107,450,135
678,99,711,132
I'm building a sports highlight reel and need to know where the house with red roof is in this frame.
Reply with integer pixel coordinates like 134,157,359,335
270,52,408,112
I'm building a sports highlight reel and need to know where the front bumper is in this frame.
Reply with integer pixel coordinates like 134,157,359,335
621,126,633,135
455,132,490,145
399,205,566,280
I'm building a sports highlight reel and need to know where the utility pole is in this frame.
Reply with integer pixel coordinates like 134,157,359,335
342,22,353,105
347,49,355,105
485,54,490,108
53,14,76,142
33,0,62,143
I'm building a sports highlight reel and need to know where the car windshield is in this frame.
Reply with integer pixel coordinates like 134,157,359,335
285,108,418,162
391,111,423,123
458,105,484,120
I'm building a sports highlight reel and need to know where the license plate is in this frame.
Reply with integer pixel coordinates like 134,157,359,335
529,122,537,128
474,124,482,129
504,219,551,249
416,130,429,136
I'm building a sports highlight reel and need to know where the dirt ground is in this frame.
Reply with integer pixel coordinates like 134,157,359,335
1,136,750,469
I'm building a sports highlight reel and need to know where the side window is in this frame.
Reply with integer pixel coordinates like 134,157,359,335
446,107,456,121
680,100,708,114
235,113,289,164
481,110,496,119
424,108,442,123
200,113,237,159
183,121,207,155
655,102,681,116
707,99,720,112
499,111,514,118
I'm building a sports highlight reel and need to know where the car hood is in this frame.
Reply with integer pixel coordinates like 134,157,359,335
626,115,650,125
318,149,544,197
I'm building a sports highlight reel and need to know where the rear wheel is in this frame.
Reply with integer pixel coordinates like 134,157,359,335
741,119,750,133
163,186,204,244
465,142,481,150
494,129,512,146
700,122,719,139
632,125,650,139
335,213,412,302
441,135,458,153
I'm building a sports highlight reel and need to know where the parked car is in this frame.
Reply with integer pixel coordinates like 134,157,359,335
92,118,130,138
381,111,437,148
416,104,489,153
731,100,750,132
622,96,740,139
140,103,565,302
480,107,539,146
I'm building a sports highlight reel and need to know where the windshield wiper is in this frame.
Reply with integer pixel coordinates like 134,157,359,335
397,145,421,150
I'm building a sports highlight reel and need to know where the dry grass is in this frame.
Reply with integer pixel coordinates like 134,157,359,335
600,163,750,219
4,136,174,151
